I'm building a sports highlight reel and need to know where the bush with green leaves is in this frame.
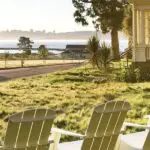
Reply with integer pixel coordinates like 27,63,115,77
140,72,150,81
115,67,141,83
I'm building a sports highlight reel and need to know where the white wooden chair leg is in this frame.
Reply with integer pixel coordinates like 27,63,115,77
49,132,61,150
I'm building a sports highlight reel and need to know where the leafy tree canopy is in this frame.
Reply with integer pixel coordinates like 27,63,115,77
72,0,128,33
123,4,132,37
17,37,34,56
38,45,49,59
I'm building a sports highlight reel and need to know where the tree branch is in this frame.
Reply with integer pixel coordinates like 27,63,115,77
81,0,129,5
81,0,92,3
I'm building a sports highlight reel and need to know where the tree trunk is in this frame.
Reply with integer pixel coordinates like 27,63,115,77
111,28,120,60
5,59,6,68
21,55,24,68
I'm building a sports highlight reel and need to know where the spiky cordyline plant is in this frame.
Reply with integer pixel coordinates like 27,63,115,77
87,36,101,69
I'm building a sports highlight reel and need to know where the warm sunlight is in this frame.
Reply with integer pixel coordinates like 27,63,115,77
0,1,150,150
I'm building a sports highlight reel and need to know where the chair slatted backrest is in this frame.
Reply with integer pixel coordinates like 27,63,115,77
81,100,131,150
3,109,56,150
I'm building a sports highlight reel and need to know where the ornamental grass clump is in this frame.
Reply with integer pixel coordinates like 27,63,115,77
87,36,111,72
87,36,101,69
99,42,111,72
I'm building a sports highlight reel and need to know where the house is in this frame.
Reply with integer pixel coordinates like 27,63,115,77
61,44,89,59
129,0,150,71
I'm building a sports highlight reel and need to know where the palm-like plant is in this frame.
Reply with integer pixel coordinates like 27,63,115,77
99,43,111,72
87,36,100,69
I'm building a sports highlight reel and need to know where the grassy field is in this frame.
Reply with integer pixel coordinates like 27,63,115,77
0,63,150,140
0,59,84,69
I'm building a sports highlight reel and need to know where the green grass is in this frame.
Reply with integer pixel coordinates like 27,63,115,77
0,63,150,140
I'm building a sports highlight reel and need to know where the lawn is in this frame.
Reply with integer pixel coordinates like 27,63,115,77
0,63,150,140
0,59,83,69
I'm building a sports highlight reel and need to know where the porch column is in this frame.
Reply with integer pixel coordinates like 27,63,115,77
140,10,145,45
133,7,137,46
137,10,140,44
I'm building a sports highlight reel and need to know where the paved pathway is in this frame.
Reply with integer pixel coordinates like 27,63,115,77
0,63,81,81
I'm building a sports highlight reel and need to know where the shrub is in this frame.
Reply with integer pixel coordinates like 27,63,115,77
115,67,141,83
140,72,150,81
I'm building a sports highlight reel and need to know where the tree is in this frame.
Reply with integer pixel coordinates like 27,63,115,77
123,5,132,44
17,37,34,67
4,52,9,68
123,5,132,66
38,45,49,64
87,36,100,69
72,0,128,60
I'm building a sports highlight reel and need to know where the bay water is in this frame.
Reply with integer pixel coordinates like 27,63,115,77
0,40,128,54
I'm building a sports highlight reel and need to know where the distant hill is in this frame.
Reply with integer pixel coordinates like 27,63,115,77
0,30,127,40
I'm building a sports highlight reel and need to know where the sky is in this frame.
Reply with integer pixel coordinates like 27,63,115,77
0,0,94,32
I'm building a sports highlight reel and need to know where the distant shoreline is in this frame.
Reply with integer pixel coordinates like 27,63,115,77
0,30,127,41
0,39,128,54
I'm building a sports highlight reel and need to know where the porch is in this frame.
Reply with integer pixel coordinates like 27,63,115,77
131,0,150,62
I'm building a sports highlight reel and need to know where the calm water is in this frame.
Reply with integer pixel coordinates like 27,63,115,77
0,40,128,54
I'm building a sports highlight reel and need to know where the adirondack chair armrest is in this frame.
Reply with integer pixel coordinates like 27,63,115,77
51,128,85,138
123,122,150,129
49,128,85,150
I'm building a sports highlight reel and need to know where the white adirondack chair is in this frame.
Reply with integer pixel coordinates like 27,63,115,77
0,108,56,150
50,100,131,150
119,115,150,150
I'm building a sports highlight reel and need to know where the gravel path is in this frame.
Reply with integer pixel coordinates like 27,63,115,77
0,63,81,81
